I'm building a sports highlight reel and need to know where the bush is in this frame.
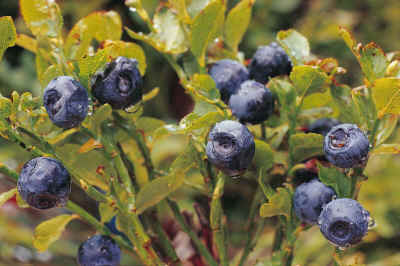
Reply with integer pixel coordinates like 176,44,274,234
1,0,400,265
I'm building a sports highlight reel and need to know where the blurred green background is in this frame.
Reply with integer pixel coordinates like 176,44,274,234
1,0,400,265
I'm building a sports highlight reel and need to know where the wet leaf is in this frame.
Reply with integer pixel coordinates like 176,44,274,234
0,16,17,61
20,0,63,38
277,29,310,65
290,66,329,96
33,214,78,252
371,78,400,118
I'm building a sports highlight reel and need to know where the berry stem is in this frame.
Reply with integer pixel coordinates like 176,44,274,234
168,199,219,266
210,172,228,266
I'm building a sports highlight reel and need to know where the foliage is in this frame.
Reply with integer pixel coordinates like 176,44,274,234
0,0,400,265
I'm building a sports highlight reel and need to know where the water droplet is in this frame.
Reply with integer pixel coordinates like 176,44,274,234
129,7,137,12
367,216,376,229
332,195,337,200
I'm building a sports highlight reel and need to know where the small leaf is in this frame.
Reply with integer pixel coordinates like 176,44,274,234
376,114,398,146
371,144,400,155
39,65,64,88
260,187,291,218
351,86,376,130
191,0,225,66
290,66,329,96
269,79,296,121
77,49,108,89
0,188,17,207
15,34,37,53
82,104,113,137
187,0,212,17
0,96,12,119
99,202,117,223
224,0,254,51
16,190,29,208
318,164,351,198
79,138,103,153
289,133,324,163
190,74,220,101
143,87,159,102
330,84,359,124
169,0,191,23
65,11,122,59
126,8,188,54
135,117,165,135
277,29,310,65
254,140,274,171
20,0,63,38
33,214,78,252
0,16,17,61
371,78,400,118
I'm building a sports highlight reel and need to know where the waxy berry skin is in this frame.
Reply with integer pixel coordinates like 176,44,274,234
206,120,255,176
249,42,292,84
229,80,274,124
209,59,249,103
43,76,89,129
318,198,370,247
323,124,370,168
92,56,143,109
293,179,336,224
306,118,341,136
17,157,71,210
77,235,121,266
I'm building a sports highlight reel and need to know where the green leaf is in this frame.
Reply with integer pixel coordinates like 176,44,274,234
33,214,78,252
269,79,296,121
290,66,329,96
0,96,12,119
190,74,220,101
99,202,117,223
125,8,189,54
254,140,274,171
0,17,17,61
371,78,400,118
339,27,388,83
376,114,398,146
260,187,291,218
318,164,351,198
289,133,324,163
224,0,254,51
82,104,113,137
0,188,17,208
135,117,165,135
277,29,310,65
169,0,191,23
191,0,225,66
16,190,29,208
77,49,108,89
39,65,64,88
65,11,122,59
267,123,289,149
351,86,376,130
187,0,212,17
20,0,63,38
371,144,400,155
329,84,359,123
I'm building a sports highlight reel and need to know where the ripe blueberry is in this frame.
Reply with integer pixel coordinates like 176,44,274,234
249,42,292,84
306,118,341,136
228,80,274,124
293,179,336,224
92,56,143,109
17,157,71,210
323,124,370,168
209,59,249,103
318,198,370,247
77,235,121,266
43,76,89,129
206,120,255,176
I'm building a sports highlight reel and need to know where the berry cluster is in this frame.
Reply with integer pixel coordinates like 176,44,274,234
293,120,372,247
209,42,292,125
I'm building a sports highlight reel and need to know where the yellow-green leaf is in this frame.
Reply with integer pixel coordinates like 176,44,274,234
224,0,254,51
290,65,329,96
16,190,29,208
191,0,225,66
0,96,12,119
371,144,400,155
318,164,351,198
0,188,17,207
20,0,63,38
65,11,122,59
289,133,324,163
15,34,37,53
33,214,78,252
277,29,310,65
371,78,400,118
254,140,274,171
0,16,17,61
260,187,291,218
169,0,191,23
77,49,108,89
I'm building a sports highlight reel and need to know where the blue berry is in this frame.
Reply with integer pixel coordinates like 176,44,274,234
323,124,370,168
209,59,249,103
318,198,370,247
17,157,71,210
306,118,341,136
293,179,336,224
43,76,89,129
206,120,255,176
77,235,121,266
92,56,143,109
249,42,292,84
228,80,274,124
